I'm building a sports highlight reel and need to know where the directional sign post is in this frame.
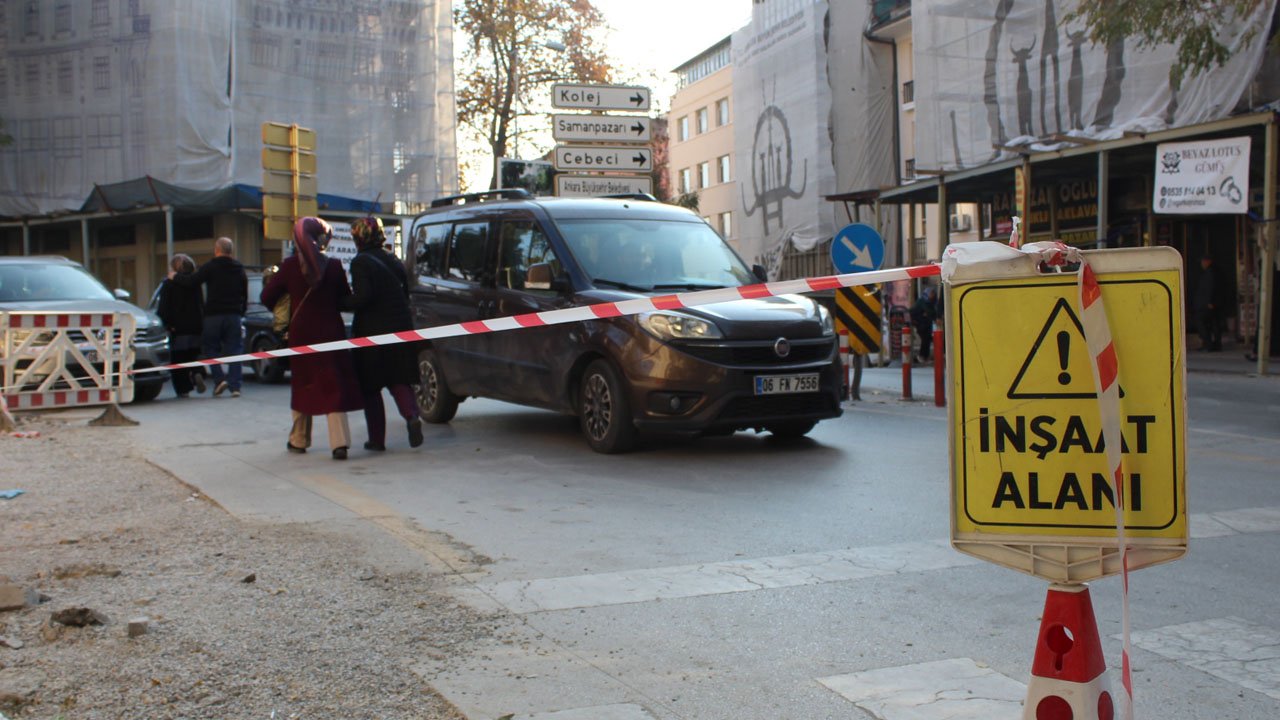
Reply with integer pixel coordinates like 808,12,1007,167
261,122,317,246
947,246,1187,583
553,145,652,173
551,83,651,112
830,223,885,274
552,114,651,143
556,175,653,198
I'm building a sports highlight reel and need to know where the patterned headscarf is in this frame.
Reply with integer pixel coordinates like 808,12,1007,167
292,216,333,288
350,216,385,250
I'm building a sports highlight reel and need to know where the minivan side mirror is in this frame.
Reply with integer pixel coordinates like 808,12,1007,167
751,264,768,283
526,262,571,293
113,288,131,300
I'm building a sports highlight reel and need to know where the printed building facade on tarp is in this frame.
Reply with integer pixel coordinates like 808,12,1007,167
0,0,457,217
731,0,838,278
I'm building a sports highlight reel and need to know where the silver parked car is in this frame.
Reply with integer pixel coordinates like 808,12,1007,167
0,256,170,402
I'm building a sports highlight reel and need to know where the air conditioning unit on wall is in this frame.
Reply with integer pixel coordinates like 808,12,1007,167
949,213,973,232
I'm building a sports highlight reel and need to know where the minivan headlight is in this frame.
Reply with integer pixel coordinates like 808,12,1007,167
639,311,723,340
818,304,835,335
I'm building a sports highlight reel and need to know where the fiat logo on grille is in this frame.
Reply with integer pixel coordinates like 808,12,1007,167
773,338,791,358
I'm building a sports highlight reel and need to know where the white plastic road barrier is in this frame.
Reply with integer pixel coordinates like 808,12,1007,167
1,312,137,411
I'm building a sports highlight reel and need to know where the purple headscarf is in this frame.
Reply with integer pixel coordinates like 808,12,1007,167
292,217,333,288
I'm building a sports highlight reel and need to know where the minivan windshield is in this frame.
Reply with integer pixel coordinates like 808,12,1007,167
0,263,114,302
556,218,755,291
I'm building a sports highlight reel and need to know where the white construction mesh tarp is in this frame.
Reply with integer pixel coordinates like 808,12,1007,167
0,0,457,217
732,0,838,277
913,0,1277,172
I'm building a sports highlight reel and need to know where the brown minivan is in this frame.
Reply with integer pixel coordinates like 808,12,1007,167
406,190,843,453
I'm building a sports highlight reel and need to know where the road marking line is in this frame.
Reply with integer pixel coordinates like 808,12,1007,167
1189,505,1280,538
513,704,656,720
818,658,1024,720
464,540,981,613
1129,617,1280,701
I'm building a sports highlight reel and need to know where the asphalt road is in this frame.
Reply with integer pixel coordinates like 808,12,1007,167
118,364,1280,720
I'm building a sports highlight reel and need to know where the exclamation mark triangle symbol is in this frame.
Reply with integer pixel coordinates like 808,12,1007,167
1008,298,1125,399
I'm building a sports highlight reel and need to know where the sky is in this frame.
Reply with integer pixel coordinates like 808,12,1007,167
455,0,752,190
591,0,752,111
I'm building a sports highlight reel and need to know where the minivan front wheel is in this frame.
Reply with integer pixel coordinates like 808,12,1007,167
579,359,636,454
416,348,459,423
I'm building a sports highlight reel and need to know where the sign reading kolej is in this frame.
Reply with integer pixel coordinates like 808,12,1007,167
1154,136,1251,214
947,247,1187,583
550,83,651,112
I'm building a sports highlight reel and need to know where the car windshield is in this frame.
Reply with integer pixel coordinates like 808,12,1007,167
556,218,755,291
0,263,114,302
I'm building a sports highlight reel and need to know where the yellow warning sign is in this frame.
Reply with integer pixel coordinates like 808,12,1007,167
947,247,1187,582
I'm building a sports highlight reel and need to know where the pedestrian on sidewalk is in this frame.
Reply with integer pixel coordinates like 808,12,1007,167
156,253,207,398
910,286,938,362
1193,255,1225,352
340,217,423,452
171,237,248,397
260,217,363,460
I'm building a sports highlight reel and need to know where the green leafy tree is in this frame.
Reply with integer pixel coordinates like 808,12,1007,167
455,0,614,189
1067,0,1273,84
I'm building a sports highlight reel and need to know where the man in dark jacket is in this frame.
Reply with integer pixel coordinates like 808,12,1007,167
1193,255,1224,352
173,237,248,396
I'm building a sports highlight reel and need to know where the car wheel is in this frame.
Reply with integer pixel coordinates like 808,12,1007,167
252,336,286,384
766,420,817,439
416,348,458,423
130,381,163,403
579,359,636,454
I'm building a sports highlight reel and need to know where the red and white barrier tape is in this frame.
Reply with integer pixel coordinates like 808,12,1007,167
131,263,942,375
3,389,115,411
1079,262,1135,720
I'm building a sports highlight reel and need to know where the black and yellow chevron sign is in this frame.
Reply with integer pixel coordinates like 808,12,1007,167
835,285,882,354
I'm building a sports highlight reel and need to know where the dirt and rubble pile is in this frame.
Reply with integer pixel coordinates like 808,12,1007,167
0,414,495,719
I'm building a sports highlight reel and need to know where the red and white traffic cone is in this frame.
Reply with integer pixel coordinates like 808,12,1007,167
1023,583,1114,720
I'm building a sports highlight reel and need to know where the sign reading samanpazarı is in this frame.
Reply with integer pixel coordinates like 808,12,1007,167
1153,136,1251,214
947,246,1187,583
552,114,651,143
556,174,652,198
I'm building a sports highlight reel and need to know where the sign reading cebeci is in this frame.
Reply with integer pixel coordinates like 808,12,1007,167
553,145,652,172
947,247,1187,582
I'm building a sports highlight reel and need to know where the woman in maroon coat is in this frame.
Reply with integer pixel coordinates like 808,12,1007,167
260,217,363,460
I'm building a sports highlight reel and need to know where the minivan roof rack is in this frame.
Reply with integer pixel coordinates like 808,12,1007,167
430,188,533,208
598,193,657,202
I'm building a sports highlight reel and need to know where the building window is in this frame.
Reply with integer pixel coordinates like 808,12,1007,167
902,80,915,105
719,212,732,238
674,39,731,89
696,107,708,134
57,59,72,95
716,98,729,126
91,0,109,26
679,168,692,194
53,117,79,159
677,116,689,142
23,1,38,37
717,155,731,183
697,162,710,189
904,157,916,180
54,1,72,34
24,62,39,98
93,56,110,91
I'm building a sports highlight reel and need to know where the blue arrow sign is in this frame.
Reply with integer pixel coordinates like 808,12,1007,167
830,223,884,273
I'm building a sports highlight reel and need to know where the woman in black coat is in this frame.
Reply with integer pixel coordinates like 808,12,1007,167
156,254,206,397
340,217,423,451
